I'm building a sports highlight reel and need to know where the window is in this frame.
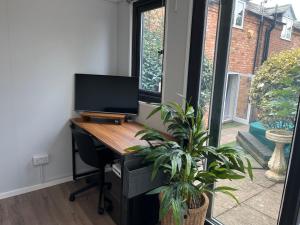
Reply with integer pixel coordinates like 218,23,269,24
281,17,293,40
233,0,246,28
188,0,300,225
132,0,166,103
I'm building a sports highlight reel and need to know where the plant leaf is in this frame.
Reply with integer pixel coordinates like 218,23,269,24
215,189,240,204
171,198,182,225
148,186,168,195
126,145,146,152
214,186,238,192
185,154,192,177
246,158,253,181
147,105,162,119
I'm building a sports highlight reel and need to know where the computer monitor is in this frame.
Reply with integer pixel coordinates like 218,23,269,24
75,74,139,115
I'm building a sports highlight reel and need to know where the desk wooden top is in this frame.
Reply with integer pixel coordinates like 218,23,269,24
71,118,147,155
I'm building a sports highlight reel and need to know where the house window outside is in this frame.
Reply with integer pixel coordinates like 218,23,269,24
281,17,293,40
233,0,246,28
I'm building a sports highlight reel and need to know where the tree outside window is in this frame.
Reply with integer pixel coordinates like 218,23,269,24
140,7,165,93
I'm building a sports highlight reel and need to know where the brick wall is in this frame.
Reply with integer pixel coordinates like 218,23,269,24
204,3,300,123
204,3,219,61
228,11,260,74
269,27,300,56
205,5,300,73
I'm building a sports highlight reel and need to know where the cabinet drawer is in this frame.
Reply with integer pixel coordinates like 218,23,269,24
106,171,122,199
123,158,167,198
104,191,121,225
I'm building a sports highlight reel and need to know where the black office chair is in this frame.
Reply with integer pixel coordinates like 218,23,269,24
69,128,114,214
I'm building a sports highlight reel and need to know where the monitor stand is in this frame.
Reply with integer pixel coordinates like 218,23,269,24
80,112,126,125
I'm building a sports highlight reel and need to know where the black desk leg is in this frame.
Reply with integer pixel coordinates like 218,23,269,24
120,157,125,225
72,134,77,181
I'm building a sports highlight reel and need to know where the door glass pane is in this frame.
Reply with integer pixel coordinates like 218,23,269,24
223,74,239,122
209,1,300,225
140,7,165,93
200,0,220,129
235,74,252,122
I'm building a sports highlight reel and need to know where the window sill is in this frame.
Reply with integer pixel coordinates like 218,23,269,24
205,218,224,225
232,25,244,30
139,90,161,104
139,101,160,107
280,37,292,42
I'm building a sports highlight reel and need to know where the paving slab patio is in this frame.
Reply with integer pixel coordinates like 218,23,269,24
270,183,284,194
220,122,248,145
213,122,285,225
244,189,281,220
216,203,277,225
213,168,284,225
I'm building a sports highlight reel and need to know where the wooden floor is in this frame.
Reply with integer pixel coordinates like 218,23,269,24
0,181,116,225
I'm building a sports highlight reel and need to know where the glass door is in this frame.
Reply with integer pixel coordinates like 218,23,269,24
187,0,300,224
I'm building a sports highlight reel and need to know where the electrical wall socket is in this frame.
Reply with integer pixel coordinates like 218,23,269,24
32,154,49,166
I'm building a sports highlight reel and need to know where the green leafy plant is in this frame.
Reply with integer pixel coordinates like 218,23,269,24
128,101,253,225
250,48,300,130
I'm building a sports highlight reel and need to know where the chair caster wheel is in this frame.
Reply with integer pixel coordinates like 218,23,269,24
98,208,104,215
69,194,75,202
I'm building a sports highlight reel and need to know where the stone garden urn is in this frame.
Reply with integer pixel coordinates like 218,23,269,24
265,130,293,182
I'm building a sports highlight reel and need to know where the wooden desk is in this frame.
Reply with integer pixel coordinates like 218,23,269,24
71,118,147,155
70,118,160,225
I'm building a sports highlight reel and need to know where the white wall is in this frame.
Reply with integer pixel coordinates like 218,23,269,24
117,0,193,132
0,0,193,194
117,1,131,75
0,0,118,194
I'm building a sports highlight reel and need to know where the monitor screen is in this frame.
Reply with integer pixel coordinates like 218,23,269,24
75,74,139,115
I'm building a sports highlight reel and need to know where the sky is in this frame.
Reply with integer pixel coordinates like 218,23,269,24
251,0,300,20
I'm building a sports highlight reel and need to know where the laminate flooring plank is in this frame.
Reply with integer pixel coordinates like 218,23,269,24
0,199,13,225
0,181,117,225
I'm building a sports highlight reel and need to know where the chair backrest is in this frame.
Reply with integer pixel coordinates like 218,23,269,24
72,129,100,168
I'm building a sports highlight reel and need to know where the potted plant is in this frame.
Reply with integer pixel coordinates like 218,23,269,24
250,49,300,182
128,101,253,225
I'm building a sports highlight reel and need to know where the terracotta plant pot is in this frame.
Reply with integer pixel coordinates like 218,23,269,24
161,193,209,225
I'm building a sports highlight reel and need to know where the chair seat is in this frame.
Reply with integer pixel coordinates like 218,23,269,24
93,138,105,148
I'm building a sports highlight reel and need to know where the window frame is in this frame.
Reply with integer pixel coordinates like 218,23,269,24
233,0,246,29
278,100,300,225
187,0,235,221
281,17,293,41
131,0,166,103
188,0,300,224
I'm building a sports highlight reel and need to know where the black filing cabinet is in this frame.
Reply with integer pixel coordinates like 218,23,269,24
104,158,162,225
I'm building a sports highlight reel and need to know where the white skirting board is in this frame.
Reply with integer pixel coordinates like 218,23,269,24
0,176,73,200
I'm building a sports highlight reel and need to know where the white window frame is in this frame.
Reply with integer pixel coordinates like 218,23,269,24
223,72,253,125
233,73,253,125
222,73,240,123
281,17,293,41
233,0,246,29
